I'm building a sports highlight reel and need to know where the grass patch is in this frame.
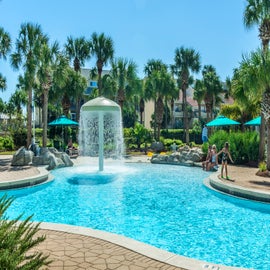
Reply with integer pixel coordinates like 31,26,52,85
0,151,15,155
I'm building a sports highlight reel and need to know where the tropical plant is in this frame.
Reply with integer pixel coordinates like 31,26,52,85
64,36,91,121
7,89,27,133
132,122,151,150
231,65,261,123
10,22,48,147
171,46,201,143
0,27,11,92
201,65,223,121
144,60,172,141
0,195,51,269
193,79,205,120
231,49,270,167
57,68,87,116
36,41,64,147
244,0,270,52
208,130,259,164
244,0,270,161
111,57,138,110
90,32,114,96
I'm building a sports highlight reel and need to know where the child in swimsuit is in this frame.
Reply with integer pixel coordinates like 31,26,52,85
202,145,212,170
217,142,234,179
207,144,218,171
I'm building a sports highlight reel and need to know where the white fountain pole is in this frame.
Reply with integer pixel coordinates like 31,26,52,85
99,111,104,171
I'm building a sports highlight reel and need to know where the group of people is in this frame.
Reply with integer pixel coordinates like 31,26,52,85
202,142,234,180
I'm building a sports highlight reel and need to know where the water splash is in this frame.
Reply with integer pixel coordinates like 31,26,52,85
78,97,124,171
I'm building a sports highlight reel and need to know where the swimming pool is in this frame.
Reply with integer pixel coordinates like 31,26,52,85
2,163,270,269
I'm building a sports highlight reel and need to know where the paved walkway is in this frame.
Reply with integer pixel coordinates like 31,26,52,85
1,154,268,270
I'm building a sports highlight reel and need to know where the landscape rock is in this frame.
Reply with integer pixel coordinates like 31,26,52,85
12,146,73,170
151,145,203,167
11,147,34,166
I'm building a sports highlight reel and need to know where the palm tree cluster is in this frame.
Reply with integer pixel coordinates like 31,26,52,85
235,0,270,168
2,0,268,151
0,20,226,147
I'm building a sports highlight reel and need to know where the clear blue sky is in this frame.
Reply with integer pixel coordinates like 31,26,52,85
0,0,260,102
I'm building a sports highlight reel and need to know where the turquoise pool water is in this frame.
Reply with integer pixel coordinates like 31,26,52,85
1,163,270,269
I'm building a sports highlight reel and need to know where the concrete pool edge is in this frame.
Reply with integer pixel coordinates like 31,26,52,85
0,166,53,190
206,171,270,203
38,222,247,270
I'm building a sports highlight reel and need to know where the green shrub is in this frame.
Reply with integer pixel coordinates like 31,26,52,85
160,129,201,144
0,136,14,151
124,124,152,150
259,161,267,172
162,138,183,151
0,195,51,269
208,130,259,165
11,129,27,149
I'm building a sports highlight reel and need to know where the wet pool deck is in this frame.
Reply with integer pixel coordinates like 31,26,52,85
1,154,267,270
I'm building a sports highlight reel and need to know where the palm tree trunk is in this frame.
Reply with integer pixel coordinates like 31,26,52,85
170,98,174,127
97,61,103,96
267,118,270,170
76,97,81,122
157,124,161,141
259,113,266,162
42,89,48,147
27,88,33,147
154,99,157,140
183,89,189,143
198,103,201,119
139,98,144,125
165,95,168,129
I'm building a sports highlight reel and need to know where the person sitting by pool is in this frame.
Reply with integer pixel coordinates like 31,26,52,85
66,139,79,157
207,144,218,171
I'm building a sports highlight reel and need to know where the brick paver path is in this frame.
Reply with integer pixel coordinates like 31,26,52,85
34,229,187,270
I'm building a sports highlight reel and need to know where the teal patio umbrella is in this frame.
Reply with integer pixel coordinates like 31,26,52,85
206,115,240,127
244,116,261,126
48,115,79,126
48,115,79,149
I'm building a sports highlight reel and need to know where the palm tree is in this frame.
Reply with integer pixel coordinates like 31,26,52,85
64,36,91,121
193,79,205,120
231,67,261,122
244,0,270,162
244,0,270,52
144,59,167,140
10,22,48,147
201,65,223,121
0,76,6,90
111,57,138,110
37,41,68,147
171,46,201,143
8,89,27,132
55,68,87,116
0,27,11,92
9,89,27,116
144,61,174,140
90,32,114,96
232,49,270,168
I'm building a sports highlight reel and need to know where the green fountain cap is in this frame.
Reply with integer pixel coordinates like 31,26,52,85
81,96,120,112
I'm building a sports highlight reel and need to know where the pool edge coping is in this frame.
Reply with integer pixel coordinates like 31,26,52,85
206,172,270,203
38,222,247,270
0,166,52,190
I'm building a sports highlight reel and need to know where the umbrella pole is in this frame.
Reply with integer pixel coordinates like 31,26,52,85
62,125,64,151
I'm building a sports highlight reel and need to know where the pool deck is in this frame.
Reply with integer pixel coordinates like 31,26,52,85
1,154,267,270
